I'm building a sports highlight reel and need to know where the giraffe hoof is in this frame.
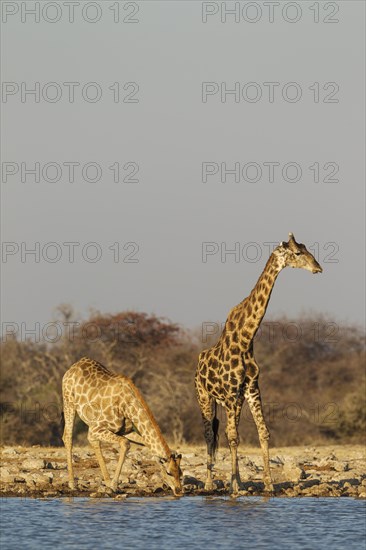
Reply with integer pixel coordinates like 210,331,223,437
264,482,274,493
230,480,241,495
204,482,214,491
98,485,115,496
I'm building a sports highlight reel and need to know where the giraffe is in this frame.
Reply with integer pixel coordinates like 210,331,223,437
62,357,183,495
195,233,322,494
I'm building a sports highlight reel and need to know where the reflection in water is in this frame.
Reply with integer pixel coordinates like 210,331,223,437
1,496,365,550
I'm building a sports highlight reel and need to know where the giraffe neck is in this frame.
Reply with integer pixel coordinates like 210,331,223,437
124,379,172,460
225,252,283,350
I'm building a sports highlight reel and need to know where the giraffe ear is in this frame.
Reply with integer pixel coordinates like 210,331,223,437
288,233,298,251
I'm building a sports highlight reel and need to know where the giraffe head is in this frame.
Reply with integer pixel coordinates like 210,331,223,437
160,452,183,496
275,233,323,274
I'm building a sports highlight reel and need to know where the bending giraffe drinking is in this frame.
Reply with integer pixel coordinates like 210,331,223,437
62,357,183,495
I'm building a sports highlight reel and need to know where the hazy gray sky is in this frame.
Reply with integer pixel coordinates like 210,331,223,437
1,1,365,337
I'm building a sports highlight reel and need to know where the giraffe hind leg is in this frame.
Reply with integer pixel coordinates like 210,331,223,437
62,401,76,490
197,391,218,491
245,385,274,492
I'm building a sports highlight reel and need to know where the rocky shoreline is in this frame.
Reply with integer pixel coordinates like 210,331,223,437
1,444,365,499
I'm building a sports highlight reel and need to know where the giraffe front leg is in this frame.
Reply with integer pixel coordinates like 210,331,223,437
225,410,241,495
89,427,132,491
88,436,111,487
62,402,76,490
245,384,274,493
110,438,130,491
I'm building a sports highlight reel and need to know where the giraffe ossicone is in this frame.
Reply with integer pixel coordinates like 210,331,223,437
62,357,183,495
195,233,322,494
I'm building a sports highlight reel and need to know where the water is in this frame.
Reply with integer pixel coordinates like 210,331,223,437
1,496,365,550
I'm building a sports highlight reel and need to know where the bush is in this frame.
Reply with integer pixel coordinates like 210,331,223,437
1,308,364,448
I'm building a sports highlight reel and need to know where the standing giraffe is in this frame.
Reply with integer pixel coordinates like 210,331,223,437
195,233,322,494
62,357,182,495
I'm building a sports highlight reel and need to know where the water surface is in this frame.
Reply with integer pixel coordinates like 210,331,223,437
1,496,365,549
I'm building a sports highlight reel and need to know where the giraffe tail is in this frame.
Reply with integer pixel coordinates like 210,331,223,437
212,403,219,458
60,411,65,436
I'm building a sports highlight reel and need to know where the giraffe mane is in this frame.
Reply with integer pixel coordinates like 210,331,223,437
123,376,171,458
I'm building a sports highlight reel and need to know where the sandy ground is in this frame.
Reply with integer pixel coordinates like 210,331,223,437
1,443,365,498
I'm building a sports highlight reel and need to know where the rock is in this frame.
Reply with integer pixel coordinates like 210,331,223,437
22,458,46,470
282,461,306,481
97,486,113,495
338,462,350,472
77,482,90,490
183,470,197,479
342,479,360,487
317,483,335,496
0,467,15,483
182,484,196,493
287,485,302,496
14,477,26,483
2,448,20,456
299,479,320,489
24,472,53,486
270,456,285,466
182,475,204,489
240,466,256,481
45,461,67,470
150,474,163,484
321,453,337,462
317,455,337,470
213,479,225,490
52,480,68,490
183,453,197,459
276,481,294,491
241,457,258,470
301,486,320,496
344,486,358,496
114,494,127,500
